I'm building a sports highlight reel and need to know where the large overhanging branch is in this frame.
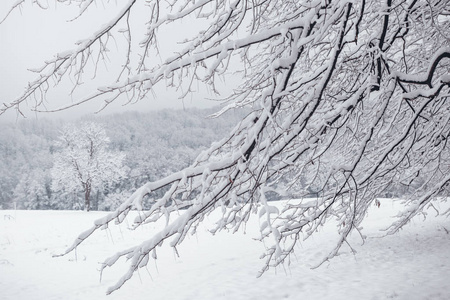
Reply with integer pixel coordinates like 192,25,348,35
4,0,450,294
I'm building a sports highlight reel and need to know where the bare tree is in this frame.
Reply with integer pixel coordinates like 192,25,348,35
2,0,450,294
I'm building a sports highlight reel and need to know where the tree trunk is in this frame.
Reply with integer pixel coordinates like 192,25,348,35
84,183,91,212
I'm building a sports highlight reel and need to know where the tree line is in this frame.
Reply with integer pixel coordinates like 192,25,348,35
0,107,246,211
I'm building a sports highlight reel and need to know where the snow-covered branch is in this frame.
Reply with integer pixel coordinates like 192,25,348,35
5,0,450,294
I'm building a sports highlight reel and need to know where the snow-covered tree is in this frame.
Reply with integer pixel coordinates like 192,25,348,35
13,168,52,210
0,122,55,209
51,122,126,211
2,0,450,294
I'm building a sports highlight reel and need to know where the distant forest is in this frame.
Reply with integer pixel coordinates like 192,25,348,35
0,107,248,210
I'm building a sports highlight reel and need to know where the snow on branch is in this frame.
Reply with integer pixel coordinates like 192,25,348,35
395,48,450,87
6,0,450,294
1,0,138,115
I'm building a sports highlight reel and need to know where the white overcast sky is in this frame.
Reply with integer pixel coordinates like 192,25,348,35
0,1,227,123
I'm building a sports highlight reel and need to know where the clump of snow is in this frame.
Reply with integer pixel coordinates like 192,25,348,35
1,199,449,300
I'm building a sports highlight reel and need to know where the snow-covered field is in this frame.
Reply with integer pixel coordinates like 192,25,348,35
1,199,449,300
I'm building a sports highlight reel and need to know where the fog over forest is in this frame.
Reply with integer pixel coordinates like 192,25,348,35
0,107,247,211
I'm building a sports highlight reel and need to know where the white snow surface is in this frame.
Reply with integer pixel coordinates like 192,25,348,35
1,199,449,300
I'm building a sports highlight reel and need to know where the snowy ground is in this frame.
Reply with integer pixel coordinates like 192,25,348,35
1,199,449,300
